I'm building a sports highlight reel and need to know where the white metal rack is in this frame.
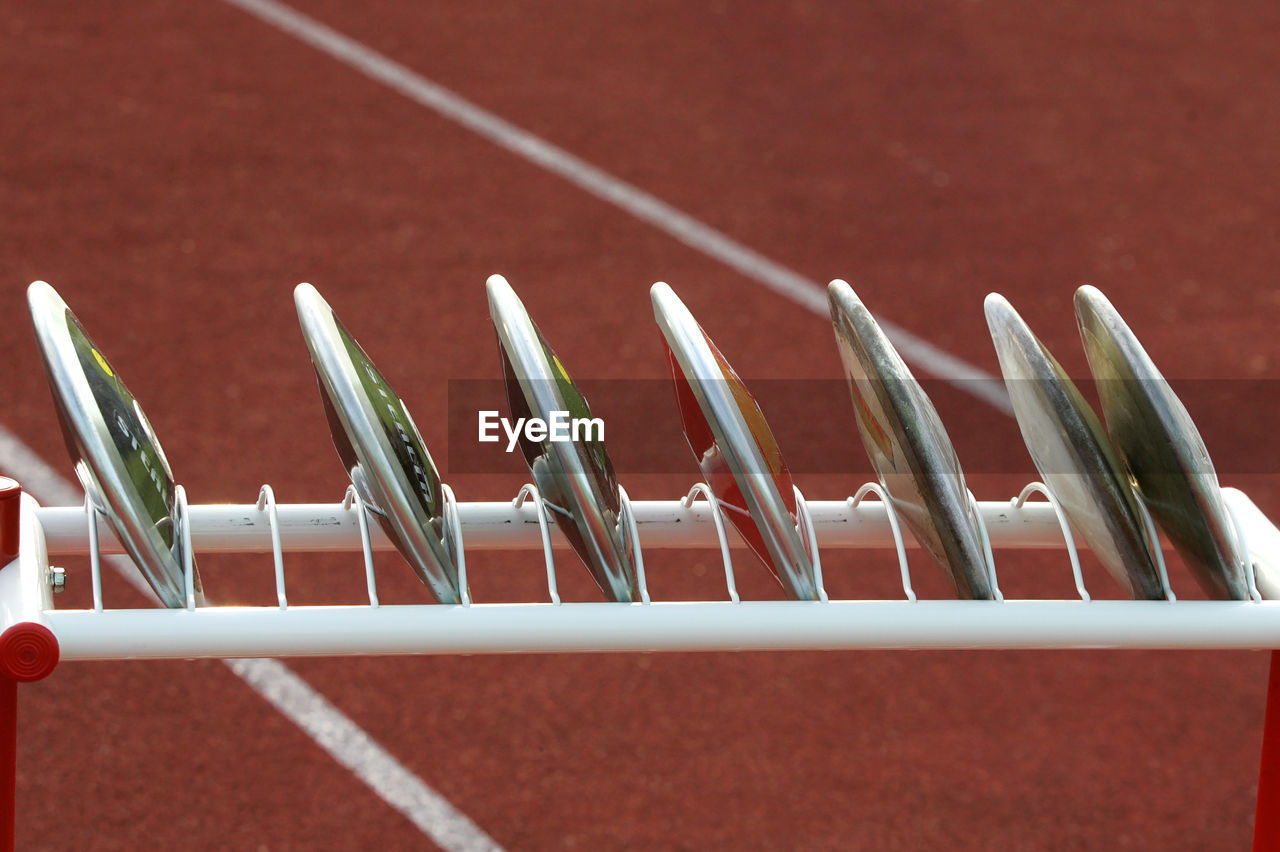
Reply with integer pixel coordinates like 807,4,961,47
6,479,1280,663
4,476,1280,848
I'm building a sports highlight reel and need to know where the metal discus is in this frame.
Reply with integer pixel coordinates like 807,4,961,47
294,283,462,605
1074,284,1248,600
487,274,638,603
651,282,818,601
828,280,993,600
985,292,1165,600
27,280,204,608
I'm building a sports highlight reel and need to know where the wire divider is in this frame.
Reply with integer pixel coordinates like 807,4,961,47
680,482,740,603
617,484,650,604
440,482,469,607
1013,482,1089,602
1131,496,1176,601
792,486,827,602
967,488,1004,602
341,485,380,607
1218,494,1262,603
256,484,287,609
848,483,915,602
83,494,105,612
175,485,196,611
512,484,561,605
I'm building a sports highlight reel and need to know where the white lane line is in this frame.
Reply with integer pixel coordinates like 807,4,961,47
0,425,503,852
226,658,501,852
219,0,1013,415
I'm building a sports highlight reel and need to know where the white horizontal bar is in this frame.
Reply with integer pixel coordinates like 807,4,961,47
44,600,1280,658
36,499,1068,555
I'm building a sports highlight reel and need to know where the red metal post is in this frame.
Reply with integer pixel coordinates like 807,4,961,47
0,481,17,570
0,479,60,851
0,481,20,852
0,677,14,852
1255,651,1280,850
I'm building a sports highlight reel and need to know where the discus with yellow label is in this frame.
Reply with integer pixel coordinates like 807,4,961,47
295,283,462,605
487,274,638,602
27,280,204,608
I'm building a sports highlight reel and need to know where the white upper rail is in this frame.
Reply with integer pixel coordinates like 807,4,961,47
35,498,1069,555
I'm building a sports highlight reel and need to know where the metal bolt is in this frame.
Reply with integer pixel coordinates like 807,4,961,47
49,565,66,594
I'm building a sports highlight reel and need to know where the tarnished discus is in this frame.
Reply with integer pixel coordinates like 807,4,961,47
486,275,637,603
651,282,819,601
827,280,993,600
28,280,204,608
984,293,1164,600
1074,284,1247,600
294,283,461,604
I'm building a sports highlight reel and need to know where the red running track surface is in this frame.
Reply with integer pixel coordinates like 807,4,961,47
3,1,1280,848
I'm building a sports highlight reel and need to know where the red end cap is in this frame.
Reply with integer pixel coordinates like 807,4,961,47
0,623,59,682
0,478,19,562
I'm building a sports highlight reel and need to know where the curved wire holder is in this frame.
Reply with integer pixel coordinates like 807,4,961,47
512,484,560,605
341,485,380,607
440,483,470,607
617,484,650,604
83,493,105,612
848,483,915,602
1222,492,1263,602
680,482,739,603
256,484,288,609
1012,482,1088,602
1132,496,1176,601
967,488,1003,602
792,485,827,602
174,485,197,611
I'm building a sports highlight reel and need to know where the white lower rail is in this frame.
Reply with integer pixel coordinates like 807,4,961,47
44,600,1280,659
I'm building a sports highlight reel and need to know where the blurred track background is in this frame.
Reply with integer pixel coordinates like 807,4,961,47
3,1,1279,848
